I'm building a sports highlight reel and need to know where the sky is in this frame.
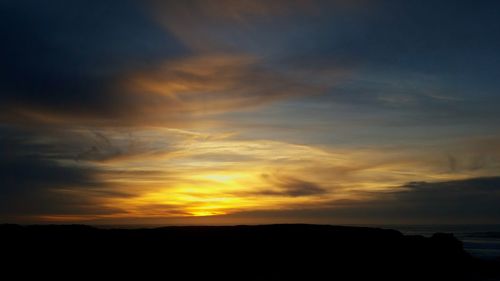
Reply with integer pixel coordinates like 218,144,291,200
1,0,500,225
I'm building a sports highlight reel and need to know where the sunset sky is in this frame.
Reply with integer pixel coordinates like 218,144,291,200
1,0,500,225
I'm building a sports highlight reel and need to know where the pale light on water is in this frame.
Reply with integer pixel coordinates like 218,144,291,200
372,224,500,260
94,223,500,260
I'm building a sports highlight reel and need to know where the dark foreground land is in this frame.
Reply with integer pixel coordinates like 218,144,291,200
1,224,499,280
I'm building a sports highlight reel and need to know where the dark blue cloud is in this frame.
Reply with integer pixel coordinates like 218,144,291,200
281,1,500,71
250,176,328,197
225,177,500,224
0,0,187,117
0,126,125,218
228,0,500,129
1,0,500,223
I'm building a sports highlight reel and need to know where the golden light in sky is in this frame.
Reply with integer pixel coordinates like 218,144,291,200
29,127,498,223
2,0,500,225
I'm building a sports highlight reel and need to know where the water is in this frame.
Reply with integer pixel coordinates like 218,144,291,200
94,223,500,260
377,224,500,260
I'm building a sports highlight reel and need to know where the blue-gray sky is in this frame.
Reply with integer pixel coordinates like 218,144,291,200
1,0,500,224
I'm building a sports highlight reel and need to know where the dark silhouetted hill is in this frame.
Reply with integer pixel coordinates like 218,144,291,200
0,224,498,280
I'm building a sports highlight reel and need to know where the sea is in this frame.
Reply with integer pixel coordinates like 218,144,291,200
373,224,500,261
95,223,500,261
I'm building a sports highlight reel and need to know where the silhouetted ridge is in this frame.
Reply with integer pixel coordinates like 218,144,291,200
1,224,498,280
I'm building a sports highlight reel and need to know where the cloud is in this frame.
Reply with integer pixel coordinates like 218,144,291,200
222,177,500,224
0,127,126,219
126,54,336,117
3,0,500,130
74,131,174,163
2,0,500,224
2,118,500,223
0,0,187,126
0,1,350,129
251,175,328,197
148,0,372,52
395,177,500,218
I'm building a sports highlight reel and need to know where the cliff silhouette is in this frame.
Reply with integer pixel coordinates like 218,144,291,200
1,224,498,280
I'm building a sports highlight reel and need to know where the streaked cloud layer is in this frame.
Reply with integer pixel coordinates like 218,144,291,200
1,0,500,224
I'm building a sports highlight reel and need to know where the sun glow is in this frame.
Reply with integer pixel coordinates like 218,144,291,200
34,128,491,223
189,210,225,217
197,173,240,183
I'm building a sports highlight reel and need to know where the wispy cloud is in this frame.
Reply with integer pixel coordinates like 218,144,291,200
2,0,500,223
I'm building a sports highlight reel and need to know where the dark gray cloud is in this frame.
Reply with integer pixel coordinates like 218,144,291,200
75,131,148,162
0,0,334,127
392,177,500,220
2,0,500,127
1,0,500,223
249,176,328,198
0,0,187,124
278,1,500,127
0,127,125,218
286,1,500,72
226,177,500,224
